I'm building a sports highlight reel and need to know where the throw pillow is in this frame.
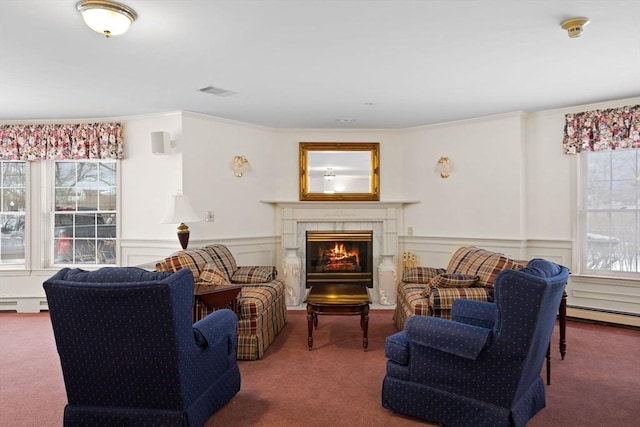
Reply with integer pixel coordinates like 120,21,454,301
198,264,232,287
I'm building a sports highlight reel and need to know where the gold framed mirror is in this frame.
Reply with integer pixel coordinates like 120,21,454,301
299,142,380,201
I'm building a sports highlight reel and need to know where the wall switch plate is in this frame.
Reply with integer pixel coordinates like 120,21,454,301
205,211,215,222
407,226,413,236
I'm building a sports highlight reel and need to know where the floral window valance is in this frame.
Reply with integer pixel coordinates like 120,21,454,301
0,122,123,161
563,104,639,154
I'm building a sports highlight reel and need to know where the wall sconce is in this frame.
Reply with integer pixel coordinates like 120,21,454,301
560,17,590,38
233,155,249,177
151,131,170,155
76,0,138,38
437,156,451,178
160,191,201,249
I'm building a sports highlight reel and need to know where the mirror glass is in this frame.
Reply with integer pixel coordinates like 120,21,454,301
299,142,379,201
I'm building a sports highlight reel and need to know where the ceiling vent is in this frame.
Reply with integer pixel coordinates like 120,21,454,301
197,85,238,97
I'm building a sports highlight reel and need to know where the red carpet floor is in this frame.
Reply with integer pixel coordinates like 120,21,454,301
1,310,639,426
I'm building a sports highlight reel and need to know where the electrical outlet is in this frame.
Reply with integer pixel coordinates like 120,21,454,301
407,226,413,236
205,210,215,222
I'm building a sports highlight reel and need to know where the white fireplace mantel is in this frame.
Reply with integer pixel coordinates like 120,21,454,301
262,200,418,305
261,200,418,252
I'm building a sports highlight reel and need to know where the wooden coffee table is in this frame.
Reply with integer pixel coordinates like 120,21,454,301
304,284,371,351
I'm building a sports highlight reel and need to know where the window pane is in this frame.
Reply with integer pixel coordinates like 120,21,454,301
2,162,25,186
53,160,117,265
55,162,77,187
74,239,96,264
582,149,639,275
0,213,25,264
611,150,636,180
611,179,637,209
0,161,26,265
587,151,610,182
98,163,116,210
611,212,638,272
587,181,611,209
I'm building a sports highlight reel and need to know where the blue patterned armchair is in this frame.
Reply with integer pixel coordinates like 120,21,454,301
43,267,241,427
382,258,569,427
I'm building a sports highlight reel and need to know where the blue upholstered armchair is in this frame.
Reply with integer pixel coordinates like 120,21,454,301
382,259,569,427
43,267,241,427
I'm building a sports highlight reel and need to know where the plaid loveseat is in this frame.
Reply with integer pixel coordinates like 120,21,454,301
393,246,525,330
156,244,287,360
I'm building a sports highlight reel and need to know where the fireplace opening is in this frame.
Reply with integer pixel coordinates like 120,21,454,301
305,230,373,288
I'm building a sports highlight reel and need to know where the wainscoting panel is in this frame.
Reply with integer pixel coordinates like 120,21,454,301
399,236,530,268
569,275,640,317
121,236,281,269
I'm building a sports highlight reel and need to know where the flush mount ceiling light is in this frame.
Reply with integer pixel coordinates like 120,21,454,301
76,0,137,38
561,17,590,38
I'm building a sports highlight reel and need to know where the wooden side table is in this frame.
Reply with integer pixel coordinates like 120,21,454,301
193,284,242,322
304,284,371,351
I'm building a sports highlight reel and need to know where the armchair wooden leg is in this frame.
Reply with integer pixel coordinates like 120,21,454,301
559,290,567,360
546,343,551,385
548,290,568,386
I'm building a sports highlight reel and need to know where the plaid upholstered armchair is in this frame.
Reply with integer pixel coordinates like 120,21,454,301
44,267,240,427
155,244,287,360
393,246,526,330
383,259,569,426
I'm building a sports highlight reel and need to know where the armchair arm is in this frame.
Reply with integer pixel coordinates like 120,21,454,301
385,331,410,365
452,299,496,329
428,286,492,310
192,309,238,349
231,266,277,283
405,315,492,360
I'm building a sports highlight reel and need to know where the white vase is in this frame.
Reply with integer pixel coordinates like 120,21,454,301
377,254,397,305
282,247,302,306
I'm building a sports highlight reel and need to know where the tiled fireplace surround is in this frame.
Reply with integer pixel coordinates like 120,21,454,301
271,202,409,306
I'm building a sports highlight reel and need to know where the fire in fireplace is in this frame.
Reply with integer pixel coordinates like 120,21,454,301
305,230,373,288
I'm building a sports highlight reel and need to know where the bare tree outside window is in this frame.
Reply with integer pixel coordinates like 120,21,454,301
0,161,26,265
582,149,639,274
53,160,117,265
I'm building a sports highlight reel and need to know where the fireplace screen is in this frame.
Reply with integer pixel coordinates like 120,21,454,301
305,230,373,288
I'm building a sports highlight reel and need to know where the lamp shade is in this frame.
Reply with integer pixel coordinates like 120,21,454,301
161,194,201,249
160,194,201,224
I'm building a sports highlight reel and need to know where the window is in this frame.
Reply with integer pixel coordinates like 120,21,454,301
579,148,639,276
53,160,117,265
0,161,26,265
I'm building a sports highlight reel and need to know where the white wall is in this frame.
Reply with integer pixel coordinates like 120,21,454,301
181,112,278,239
120,112,183,241
402,112,527,239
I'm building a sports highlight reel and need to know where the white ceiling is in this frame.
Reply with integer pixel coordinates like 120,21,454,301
1,0,639,128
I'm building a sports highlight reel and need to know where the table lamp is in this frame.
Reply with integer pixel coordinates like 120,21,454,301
161,192,201,249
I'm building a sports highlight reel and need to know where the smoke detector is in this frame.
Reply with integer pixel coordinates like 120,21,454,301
561,17,590,38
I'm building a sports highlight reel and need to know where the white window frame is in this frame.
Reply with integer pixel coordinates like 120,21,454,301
576,148,639,279
0,160,29,270
48,159,120,267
